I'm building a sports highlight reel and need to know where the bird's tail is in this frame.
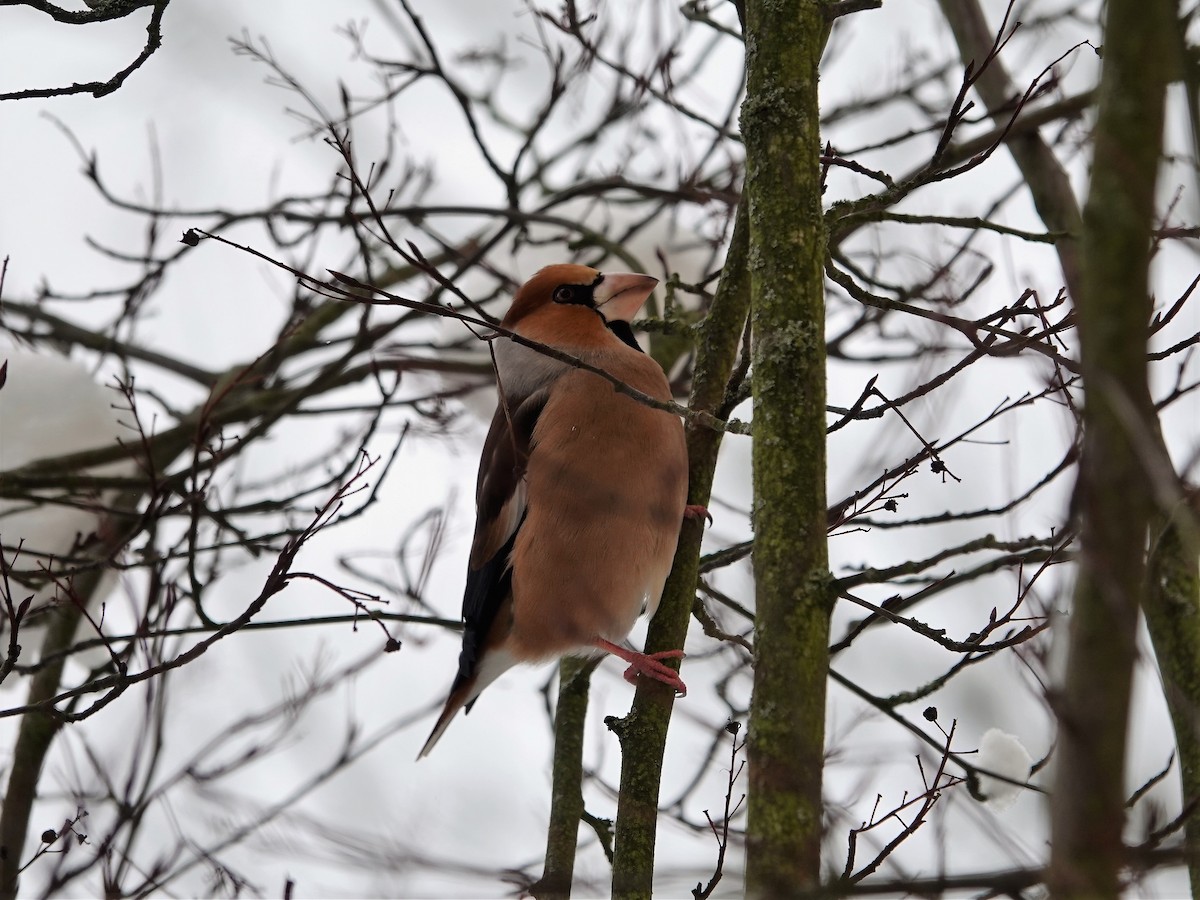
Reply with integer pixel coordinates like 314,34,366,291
417,647,517,758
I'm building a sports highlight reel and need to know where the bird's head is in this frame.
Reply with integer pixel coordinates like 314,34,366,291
502,265,659,341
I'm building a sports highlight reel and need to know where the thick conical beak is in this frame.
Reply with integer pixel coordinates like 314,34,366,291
593,272,658,323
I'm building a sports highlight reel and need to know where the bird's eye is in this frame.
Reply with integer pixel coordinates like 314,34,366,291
553,286,575,303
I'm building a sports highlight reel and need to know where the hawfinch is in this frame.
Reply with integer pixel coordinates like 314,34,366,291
419,264,690,757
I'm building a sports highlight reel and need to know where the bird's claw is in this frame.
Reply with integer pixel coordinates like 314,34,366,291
684,504,713,526
621,649,688,696
595,639,688,696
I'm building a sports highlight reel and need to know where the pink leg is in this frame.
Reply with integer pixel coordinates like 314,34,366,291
684,504,712,525
596,639,687,696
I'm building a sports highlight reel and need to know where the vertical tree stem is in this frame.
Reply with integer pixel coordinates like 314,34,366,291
533,656,596,900
1047,0,1172,895
1143,503,1200,896
0,593,87,899
741,0,830,894
610,204,751,899
0,485,145,898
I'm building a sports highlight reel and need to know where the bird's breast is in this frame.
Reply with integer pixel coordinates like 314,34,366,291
505,364,688,659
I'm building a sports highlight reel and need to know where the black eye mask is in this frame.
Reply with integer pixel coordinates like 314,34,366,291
552,272,643,352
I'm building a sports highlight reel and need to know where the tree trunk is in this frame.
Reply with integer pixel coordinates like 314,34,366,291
533,656,595,900
609,206,752,899
1047,0,1172,894
1144,500,1200,896
741,0,830,895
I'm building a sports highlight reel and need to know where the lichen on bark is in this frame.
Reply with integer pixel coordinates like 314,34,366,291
740,0,831,896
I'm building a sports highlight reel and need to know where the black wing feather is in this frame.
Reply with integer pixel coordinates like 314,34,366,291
455,513,522,705
454,388,548,694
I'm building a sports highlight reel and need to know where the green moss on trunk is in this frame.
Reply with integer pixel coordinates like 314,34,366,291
609,206,751,900
741,0,830,896
1144,505,1200,897
533,656,596,900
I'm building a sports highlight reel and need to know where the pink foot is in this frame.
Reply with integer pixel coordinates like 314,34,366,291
622,650,685,687
621,648,685,682
684,504,712,525
595,639,687,696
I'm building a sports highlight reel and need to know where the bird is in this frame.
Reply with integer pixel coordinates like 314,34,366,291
418,264,692,758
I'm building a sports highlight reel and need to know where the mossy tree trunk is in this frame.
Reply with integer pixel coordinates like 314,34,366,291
1144,501,1200,897
1047,0,1172,895
740,0,830,895
608,205,751,899
532,656,595,900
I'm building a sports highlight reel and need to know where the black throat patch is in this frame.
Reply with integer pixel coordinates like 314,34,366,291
606,319,643,352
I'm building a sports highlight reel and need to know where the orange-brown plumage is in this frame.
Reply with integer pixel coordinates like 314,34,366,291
418,264,689,757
